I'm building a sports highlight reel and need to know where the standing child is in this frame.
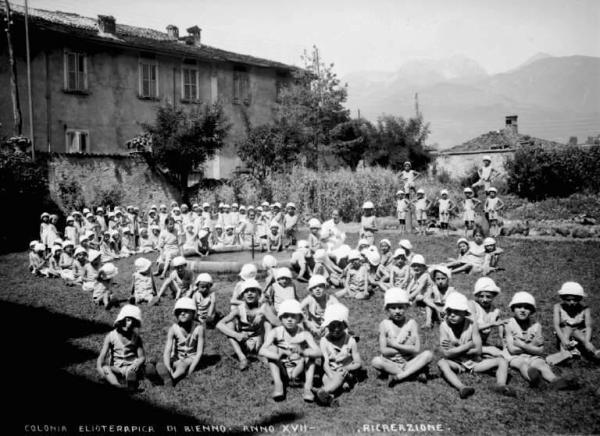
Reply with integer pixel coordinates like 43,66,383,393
396,190,410,235
462,188,481,237
546,282,600,365
437,292,515,398
155,217,182,279
64,216,79,245
283,203,299,248
359,202,378,246
217,279,270,371
436,190,455,237
259,299,321,402
413,189,431,236
400,161,420,193
92,263,118,309
156,256,194,302
371,288,433,385
189,273,218,328
301,274,340,336
96,305,149,390
157,297,205,386
138,228,156,253
469,277,504,357
130,257,157,305
502,292,578,390
315,304,363,406
484,187,504,237
472,155,497,195
182,223,203,257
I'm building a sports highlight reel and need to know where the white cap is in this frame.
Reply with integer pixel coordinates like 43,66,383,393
195,273,213,284
322,304,349,327
114,304,142,326
297,240,309,249
509,291,536,310
88,249,101,263
172,256,187,267
202,202,210,208
277,299,303,318
262,255,278,269
82,208,91,214
308,218,322,228
396,190,405,195
393,248,406,258
29,240,39,248
239,279,262,296
362,201,374,209
379,238,391,247
223,204,230,209
62,240,74,248
314,249,327,261
483,237,496,246
365,250,381,266
558,282,585,298
269,221,280,229
348,249,361,261
99,263,119,279
232,203,239,208
473,277,500,295
273,202,282,208
429,265,451,279
134,257,152,273
308,274,328,290
457,238,469,246
276,267,292,279
74,247,87,256
417,189,425,195
444,292,470,312
441,189,449,195
239,263,258,280
286,202,296,209
51,245,62,255
261,201,270,207
66,215,74,222
399,239,413,250
357,238,369,247
173,297,196,315
463,187,473,193
384,287,410,306
489,187,498,193
411,254,426,265
483,155,492,162
34,242,46,252
40,212,50,219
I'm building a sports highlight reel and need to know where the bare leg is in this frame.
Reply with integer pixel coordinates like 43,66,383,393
437,359,466,390
394,351,433,381
267,361,285,399
101,366,122,387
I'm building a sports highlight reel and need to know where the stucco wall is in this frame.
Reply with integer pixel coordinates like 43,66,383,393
0,29,287,179
431,149,515,179
46,154,179,211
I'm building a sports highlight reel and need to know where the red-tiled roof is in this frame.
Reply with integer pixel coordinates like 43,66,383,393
3,4,298,71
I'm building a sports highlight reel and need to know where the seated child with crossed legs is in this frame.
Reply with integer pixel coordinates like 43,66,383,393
372,288,433,386
259,299,321,402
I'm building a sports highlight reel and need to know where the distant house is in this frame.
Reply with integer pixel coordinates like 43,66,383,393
431,115,564,179
0,5,297,179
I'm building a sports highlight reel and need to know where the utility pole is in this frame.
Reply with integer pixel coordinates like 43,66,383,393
24,0,34,160
414,92,420,118
313,45,322,171
4,0,22,136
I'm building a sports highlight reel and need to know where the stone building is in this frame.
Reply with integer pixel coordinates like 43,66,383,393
0,4,296,179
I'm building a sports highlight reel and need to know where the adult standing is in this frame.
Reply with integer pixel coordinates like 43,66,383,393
471,155,498,195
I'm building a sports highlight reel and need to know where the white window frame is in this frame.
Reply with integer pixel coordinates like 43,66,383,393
138,59,159,98
181,66,200,101
65,129,90,153
63,50,88,92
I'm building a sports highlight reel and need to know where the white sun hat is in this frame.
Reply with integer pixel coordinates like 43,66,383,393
239,263,258,280
308,274,328,290
134,257,152,273
276,267,292,279
483,155,492,162
411,254,426,265
509,291,536,309
417,188,425,195
173,297,196,315
88,249,101,263
384,287,410,307
314,249,327,261
172,256,187,267
348,249,361,261
239,279,262,296
195,273,213,284
473,277,501,295
308,218,322,228
262,254,278,269
463,187,473,193
114,304,142,326
362,201,374,209
557,282,585,298
99,263,119,280
277,299,303,318
429,265,452,279
297,240,309,249
365,250,381,266
393,248,406,258
444,292,470,312
322,304,349,328
399,239,413,250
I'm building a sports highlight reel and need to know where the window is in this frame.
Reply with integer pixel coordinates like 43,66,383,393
182,67,199,101
66,130,90,153
233,68,250,105
64,51,87,92
139,59,159,99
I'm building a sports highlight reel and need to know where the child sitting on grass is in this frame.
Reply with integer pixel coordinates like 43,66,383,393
359,201,378,246
218,279,270,371
301,274,340,337
72,247,87,285
315,304,363,406
230,263,258,309
437,292,515,398
502,291,578,390
308,219,322,253
482,237,504,275
259,299,321,402
372,288,433,386
335,250,369,300
262,255,278,290
92,263,118,309
420,265,456,329
386,248,412,290
364,250,388,295
379,239,394,270
312,249,343,287
82,250,102,293
96,305,150,391
264,267,298,315
30,243,49,277
547,282,600,365
156,256,194,302
407,255,434,306
130,257,157,305
267,222,283,252
157,297,205,387
189,273,218,328
469,277,504,357
290,240,313,283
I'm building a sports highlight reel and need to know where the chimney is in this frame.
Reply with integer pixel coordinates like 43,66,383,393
505,115,518,135
97,15,116,35
186,26,202,47
166,25,179,40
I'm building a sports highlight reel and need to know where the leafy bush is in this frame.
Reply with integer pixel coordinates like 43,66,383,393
57,178,85,212
92,185,125,210
505,145,600,200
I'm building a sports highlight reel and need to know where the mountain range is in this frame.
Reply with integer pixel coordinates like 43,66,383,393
343,54,600,149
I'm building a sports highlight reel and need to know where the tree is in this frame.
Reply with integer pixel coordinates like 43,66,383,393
276,46,350,168
366,114,431,170
329,118,376,169
143,103,230,200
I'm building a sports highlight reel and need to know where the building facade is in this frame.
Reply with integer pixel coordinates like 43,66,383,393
0,5,295,178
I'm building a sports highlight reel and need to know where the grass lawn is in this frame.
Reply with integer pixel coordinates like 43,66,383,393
2,232,600,435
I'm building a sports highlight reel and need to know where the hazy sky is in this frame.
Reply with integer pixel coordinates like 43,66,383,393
11,0,600,76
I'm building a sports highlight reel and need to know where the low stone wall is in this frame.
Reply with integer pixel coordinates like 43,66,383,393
46,153,179,211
